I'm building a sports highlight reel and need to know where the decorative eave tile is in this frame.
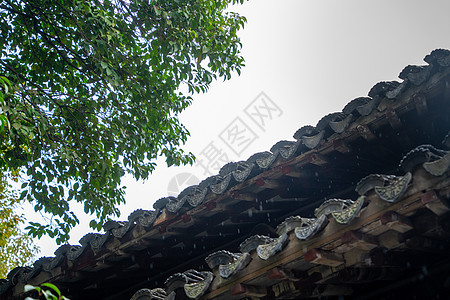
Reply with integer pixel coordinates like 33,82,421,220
6,266,31,287
368,81,400,99
399,65,431,86
130,288,167,300
331,196,366,224
423,152,450,176
23,257,53,280
374,172,412,203
111,221,132,238
178,185,208,207
295,215,329,240
166,196,187,213
276,216,306,236
424,49,450,67
232,161,255,182
66,245,85,261
293,126,324,149
79,233,110,250
256,233,288,260
399,144,448,172
183,270,214,299
247,151,278,169
356,97,380,116
209,174,232,194
355,174,390,196
239,235,275,253
218,253,251,279
128,209,159,227
153,197,171,210
314,198,355,218
165,273,187,294
329,113,354,134
316,112,346,132
270,140,300,159
385,79,409,100
205,250,238,269
342,97,372,116
206,250,252,279
219,162,238,176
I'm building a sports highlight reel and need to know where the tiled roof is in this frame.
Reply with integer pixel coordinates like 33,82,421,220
1,49,450,300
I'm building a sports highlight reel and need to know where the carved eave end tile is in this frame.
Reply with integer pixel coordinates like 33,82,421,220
295,215,329,240
374,173,412,203
342,97,372,116
294,126,324,149
232,161,255,182
205,250,236,269
209,174,232,195
218,253,252,279
423,152,450,176
329,113,354,134
270,140,300,159
314,198,354,218
399,65,432,86
355,174,387,196
424,49,450,67
276,216,307,236
165,273,187,294
247,151,278,169
166,196,186,213
183,271,214,299
79,233,109,250
239,235,275,253
256,233,288,260
399,144,447,172
111,221,132,238
331,196,366,225
128,209,159,227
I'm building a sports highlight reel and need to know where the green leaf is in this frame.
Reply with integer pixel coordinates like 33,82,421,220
41,283,62,297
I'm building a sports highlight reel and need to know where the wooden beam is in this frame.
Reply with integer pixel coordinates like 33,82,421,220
421,190,450,216
304,249,344,267
356,124,377,141
332,139,352,154
338,230,378,252
380,211,414,233
231,283,267,297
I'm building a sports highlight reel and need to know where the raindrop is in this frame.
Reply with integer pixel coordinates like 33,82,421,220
259,204,263,211
248,210,253,217
237,228,240,234
131,255,135,263
315,172,319,177
149,263,153,269
193,243,196,249
286,187,290,192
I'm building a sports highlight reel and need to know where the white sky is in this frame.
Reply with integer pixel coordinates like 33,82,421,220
25,0,450,257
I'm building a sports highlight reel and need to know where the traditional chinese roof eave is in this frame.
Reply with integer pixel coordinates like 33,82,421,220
2,49,450,300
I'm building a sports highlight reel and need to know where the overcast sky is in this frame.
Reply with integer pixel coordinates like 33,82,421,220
28,0,450,257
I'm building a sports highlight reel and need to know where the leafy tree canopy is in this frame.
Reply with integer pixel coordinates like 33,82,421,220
0,172,39,278
0,0,246,243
